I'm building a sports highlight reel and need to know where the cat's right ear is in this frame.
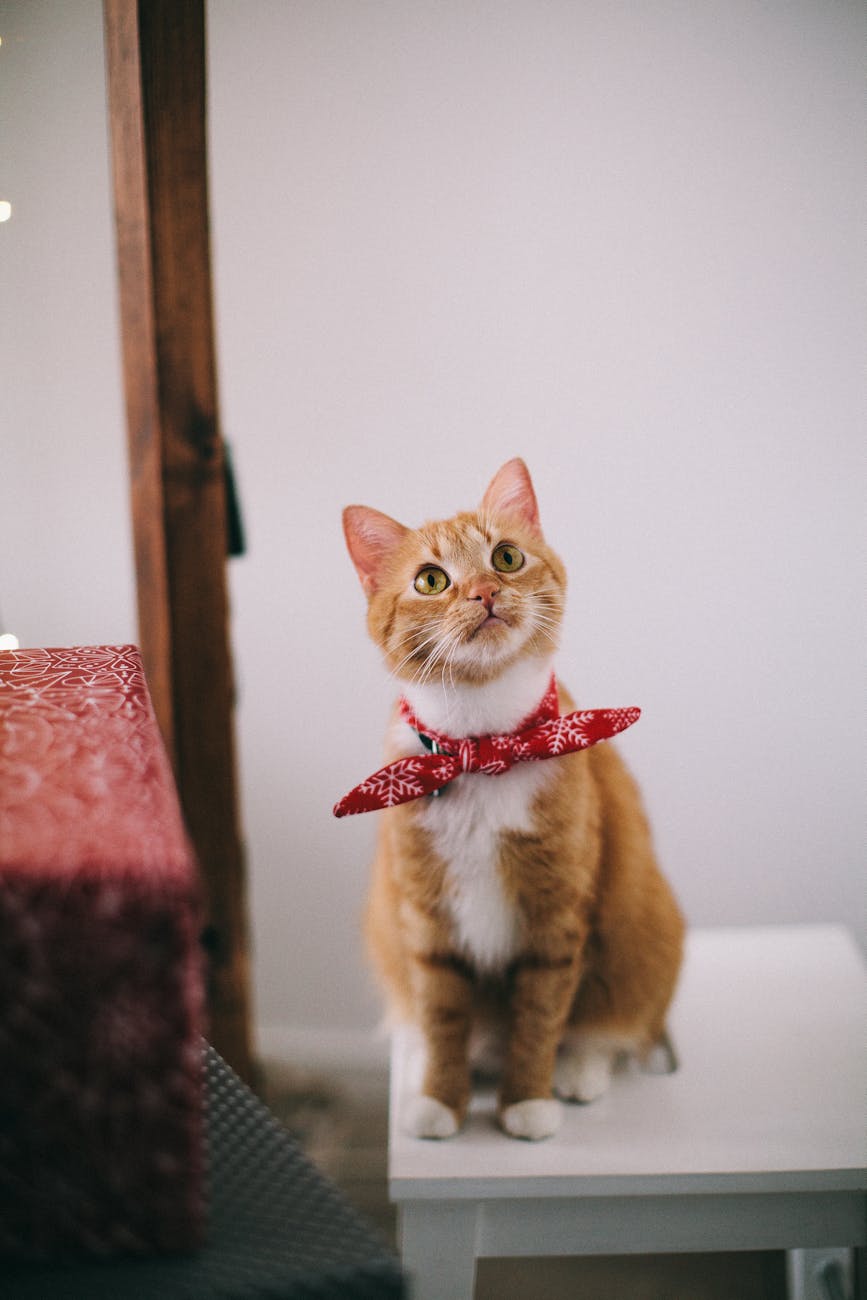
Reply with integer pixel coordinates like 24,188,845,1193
481,458,543,538
343,506,409,598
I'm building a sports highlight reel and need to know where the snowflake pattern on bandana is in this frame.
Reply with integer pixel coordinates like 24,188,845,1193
351,758,431,811
334,676,641,818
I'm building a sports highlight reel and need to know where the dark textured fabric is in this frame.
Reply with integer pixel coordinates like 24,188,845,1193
4,1046,405,1298
0,645,205,1257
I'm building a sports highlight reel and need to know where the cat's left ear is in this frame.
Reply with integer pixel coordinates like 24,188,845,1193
343,505,409,598
480,458,543,538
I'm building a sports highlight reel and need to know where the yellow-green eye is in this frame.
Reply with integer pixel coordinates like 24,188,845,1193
492,543,525,574
414,566,450,595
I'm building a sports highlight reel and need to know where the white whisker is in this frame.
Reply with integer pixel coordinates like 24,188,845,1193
412,625,454,689
389,626,444,680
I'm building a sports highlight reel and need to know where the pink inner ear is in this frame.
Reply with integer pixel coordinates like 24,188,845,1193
480,458,541,536
343,505,409,596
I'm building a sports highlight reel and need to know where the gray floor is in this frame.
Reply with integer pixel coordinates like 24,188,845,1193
262,1056,396,1247
261,1056,788,1300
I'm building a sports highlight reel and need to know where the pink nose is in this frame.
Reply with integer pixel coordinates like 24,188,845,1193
466,580,500,611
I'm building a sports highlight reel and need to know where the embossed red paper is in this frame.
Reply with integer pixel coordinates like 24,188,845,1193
0,645,205,1257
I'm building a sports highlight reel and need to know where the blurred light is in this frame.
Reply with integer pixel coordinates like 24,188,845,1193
0,202,11,223
0,633,20,651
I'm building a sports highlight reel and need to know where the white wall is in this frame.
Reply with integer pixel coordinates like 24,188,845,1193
3,0,864,1061
0,0,135,648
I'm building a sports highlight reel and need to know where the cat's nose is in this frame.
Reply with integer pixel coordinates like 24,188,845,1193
467,580,500,610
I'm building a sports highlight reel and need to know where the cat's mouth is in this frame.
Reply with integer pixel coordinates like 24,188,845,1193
469,609,511,639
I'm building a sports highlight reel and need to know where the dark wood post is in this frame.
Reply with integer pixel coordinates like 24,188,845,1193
103,0,254,1081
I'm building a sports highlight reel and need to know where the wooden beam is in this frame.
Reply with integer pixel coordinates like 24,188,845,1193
104,0,254,1081
102,0,174,756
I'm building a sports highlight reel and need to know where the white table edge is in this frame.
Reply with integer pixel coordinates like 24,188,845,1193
389,1166,867,1203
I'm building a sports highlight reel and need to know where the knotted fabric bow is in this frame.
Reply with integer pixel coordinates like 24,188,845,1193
333,676,640,818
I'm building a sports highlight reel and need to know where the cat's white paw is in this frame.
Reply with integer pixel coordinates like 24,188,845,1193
500,1098,562,1141
403,1094,460,1139
554,1047,614,1103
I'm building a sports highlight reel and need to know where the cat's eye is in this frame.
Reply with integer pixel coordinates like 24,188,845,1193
414,566,450,595
492,543,525,574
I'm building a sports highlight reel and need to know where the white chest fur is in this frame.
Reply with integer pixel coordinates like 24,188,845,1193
399,656,558,972
416,756,551,971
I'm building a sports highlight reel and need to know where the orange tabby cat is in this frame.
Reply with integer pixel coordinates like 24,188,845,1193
342,459,684,1140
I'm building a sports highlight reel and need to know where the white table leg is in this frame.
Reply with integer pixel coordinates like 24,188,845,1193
398,1200,479,1300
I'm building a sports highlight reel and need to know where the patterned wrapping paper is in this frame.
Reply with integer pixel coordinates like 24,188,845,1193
0,646,206,1258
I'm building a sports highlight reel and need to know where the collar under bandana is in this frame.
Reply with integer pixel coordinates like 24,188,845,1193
333,676,640,818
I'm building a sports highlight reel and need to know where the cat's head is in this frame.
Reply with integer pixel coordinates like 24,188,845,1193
342,459,566,687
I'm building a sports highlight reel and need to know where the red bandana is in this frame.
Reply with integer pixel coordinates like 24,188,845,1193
333,676,640,818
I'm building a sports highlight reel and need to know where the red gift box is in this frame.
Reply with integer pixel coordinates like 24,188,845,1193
0,645,205,1257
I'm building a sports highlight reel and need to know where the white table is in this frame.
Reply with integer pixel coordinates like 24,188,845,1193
388,926,867,1300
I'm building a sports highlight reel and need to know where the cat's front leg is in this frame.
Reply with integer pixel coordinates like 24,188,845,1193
406,951,475,1139
499,950,582,1140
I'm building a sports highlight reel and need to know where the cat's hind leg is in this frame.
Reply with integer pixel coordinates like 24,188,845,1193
553,1030,636,1103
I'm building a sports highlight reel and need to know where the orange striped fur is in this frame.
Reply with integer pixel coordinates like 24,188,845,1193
343,460,684,1140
